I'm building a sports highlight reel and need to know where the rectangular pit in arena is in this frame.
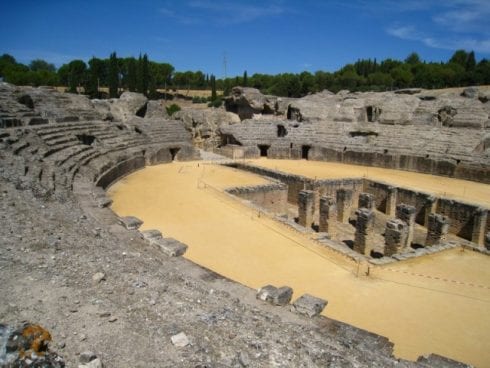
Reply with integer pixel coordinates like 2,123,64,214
224,159,490,260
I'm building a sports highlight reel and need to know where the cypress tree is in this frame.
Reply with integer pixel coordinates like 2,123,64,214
127,58,137,92
211,74,217,101
243,70,248,86
108,52,119,98
137,53,150,96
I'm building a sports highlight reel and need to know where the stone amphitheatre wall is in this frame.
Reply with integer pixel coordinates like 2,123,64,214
219,87,490,183
0,83,483,367
0,83,199,200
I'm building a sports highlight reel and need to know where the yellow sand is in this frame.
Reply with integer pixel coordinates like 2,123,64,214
108,162,490,367
250,158,490,207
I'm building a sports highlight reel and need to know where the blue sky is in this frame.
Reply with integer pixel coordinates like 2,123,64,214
1,0,489,77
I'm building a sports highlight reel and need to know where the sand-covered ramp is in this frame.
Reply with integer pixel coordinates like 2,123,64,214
108,161,490,367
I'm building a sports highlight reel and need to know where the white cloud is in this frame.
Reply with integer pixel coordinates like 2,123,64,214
159,1,286,26
385,0,490,54
386,25,420,40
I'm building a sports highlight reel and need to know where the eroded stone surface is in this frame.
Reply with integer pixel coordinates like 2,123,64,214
118,216,143,230
292,294,328,317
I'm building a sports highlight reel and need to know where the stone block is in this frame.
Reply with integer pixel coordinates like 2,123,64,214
298,190,315,228
119,216,143,230
95,195,112,208
425,213,450,246
384,218,408,256
417,353,470,367
336,189,353,223
358,192,375,210
354,208,375,256
471,208,488,246
140,229,163,243
319,195,336,234
396,204,416,247
153,238,187,257
292,294,328,317
256,285,293,306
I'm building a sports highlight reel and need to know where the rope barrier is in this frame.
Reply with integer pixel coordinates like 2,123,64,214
377,267,490,290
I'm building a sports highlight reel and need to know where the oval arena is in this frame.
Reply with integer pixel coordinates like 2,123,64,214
1,83,489,367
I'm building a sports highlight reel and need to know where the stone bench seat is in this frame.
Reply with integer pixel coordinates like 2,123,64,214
45,145,92,166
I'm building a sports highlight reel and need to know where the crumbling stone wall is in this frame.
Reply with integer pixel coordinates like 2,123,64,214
226,183,288,215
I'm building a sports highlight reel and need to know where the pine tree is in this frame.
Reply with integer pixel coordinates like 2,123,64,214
86,57,103,98
108,52,119,98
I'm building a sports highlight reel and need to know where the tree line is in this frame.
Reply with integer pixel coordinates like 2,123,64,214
0,50,489,99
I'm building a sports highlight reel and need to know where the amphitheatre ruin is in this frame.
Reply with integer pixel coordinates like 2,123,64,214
1,81,489,367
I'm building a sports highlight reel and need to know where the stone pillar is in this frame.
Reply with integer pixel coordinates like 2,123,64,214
358,192,375,210
425,213,450,246
336,189,353,223
396,204,416,248
384,219,408,256
471,208,488,247
354,208,375,256
386,187,397,216
319,196,336,234
298,190,315,228
485,232,490,250
424,196,438,227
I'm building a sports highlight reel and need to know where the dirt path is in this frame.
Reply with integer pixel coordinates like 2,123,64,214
108,162,490,367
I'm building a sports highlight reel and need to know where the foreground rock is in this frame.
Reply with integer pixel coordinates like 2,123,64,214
0,322,65,367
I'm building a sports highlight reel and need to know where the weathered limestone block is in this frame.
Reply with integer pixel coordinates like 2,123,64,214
256,285,293,306
94,194,112,208
425,214,450,246
483,232,490,250
424,196,438,227
292,294,328,317
319,196,336,234
384,219,408,256
471,208,488,247
298,190,315,228
224,87,276,120
484,232,490,250
386,187,397,216
358,192,375,210
417,353,471,368
153,238,187,257
396,204,416,247
119,216,143,230
354,208,375,256
336,189,353,223
140,229,163,243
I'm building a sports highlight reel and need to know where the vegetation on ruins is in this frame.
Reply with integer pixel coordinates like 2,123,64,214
165,103,181,116
0,50,489,98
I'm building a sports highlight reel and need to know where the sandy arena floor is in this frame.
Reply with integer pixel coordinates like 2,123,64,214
107,161,490,367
